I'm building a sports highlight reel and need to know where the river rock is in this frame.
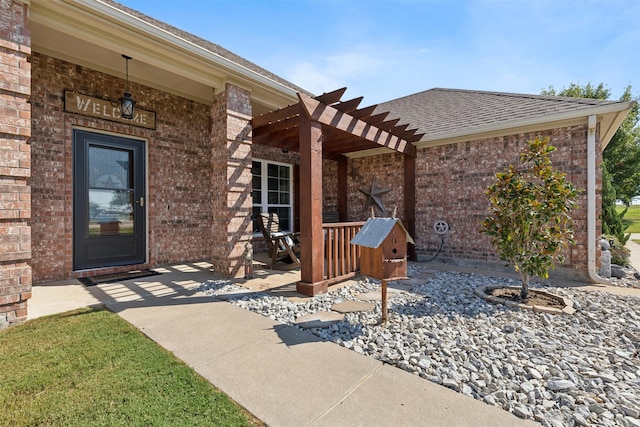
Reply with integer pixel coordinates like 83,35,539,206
611,264,627,279
547,379,575,391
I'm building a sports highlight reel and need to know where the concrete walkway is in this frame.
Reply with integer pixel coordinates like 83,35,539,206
28,262,539,427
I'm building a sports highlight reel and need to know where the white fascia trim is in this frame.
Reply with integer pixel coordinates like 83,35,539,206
600,108,634,150
75,0,299,100
414,101,635,150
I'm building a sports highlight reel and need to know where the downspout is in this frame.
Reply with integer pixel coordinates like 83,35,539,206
587,114,608,283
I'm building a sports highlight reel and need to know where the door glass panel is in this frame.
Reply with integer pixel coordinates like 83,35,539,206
87,145,134,237
89,146,131,189
89,189,133,236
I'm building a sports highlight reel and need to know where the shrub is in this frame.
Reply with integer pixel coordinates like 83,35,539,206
481,137,579,298
601,165,630,245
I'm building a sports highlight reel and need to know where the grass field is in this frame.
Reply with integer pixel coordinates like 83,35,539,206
0,308,261,427
617,204,640,233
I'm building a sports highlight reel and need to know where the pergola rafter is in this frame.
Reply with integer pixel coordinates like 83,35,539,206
333,96,364,113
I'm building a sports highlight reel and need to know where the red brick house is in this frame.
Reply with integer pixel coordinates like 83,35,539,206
0,0,634,327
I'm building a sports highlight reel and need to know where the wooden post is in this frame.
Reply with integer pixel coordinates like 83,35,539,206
381,279,388,323
404,155,417,261
294,164,300,233
338,156,348,222
297,108,326,295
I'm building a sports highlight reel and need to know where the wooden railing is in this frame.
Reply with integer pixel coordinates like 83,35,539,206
323,221,366,283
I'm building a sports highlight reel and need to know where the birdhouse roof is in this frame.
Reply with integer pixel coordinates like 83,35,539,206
351,218,415,249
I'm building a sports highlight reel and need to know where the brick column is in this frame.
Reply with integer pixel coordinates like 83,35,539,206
210,83,252,276
0,0,31,328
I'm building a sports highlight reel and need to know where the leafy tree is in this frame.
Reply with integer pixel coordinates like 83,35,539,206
541,82,610,100
482,137,578,299
602,86,640,205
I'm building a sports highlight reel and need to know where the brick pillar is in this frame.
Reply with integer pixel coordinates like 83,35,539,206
0,0,31,328
210,83,252,276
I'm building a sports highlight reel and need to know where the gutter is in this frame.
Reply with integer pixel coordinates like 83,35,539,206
587,114,608,284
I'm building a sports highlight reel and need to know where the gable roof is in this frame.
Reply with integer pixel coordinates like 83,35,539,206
365,88,634,154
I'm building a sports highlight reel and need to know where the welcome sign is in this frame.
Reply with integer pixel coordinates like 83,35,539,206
64,90,156,129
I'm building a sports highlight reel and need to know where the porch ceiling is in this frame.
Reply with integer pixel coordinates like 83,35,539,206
251,88,423,160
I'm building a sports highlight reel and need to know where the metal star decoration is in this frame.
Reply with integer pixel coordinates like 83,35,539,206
359,178,391,215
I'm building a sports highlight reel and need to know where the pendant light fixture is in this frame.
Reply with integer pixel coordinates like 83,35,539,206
119,54,136,119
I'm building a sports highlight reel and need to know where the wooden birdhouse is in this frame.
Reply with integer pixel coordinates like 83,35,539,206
351,217,415,281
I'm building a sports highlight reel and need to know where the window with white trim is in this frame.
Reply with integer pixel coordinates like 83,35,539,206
252,159,293,233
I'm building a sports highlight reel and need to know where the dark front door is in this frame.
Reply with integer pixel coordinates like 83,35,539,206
73,130,146,270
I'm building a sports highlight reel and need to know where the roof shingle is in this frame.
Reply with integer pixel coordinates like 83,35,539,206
374,88,621,139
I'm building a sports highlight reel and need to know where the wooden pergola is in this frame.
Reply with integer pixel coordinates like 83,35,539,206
251,88,424,295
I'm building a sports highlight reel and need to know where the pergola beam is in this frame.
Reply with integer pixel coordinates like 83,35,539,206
252,103,299,128
252,116,298,138
252,127,298,146
298,93,416,157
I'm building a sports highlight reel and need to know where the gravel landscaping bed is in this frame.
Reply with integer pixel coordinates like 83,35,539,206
196,267,640,427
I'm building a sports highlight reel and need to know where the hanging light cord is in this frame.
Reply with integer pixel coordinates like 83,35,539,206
122,54,132,93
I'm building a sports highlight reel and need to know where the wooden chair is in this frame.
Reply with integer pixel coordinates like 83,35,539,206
255,213,300,268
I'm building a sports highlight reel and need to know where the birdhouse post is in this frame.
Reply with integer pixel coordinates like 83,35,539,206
351,218,415,322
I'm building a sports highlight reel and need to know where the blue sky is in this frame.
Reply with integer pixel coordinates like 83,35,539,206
119,0,639,105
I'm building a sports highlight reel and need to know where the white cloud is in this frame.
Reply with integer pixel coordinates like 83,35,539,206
286,50,386,97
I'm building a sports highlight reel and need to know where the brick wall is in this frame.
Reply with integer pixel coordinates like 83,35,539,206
346,152,406,221
0,0,31,327
341,126,600,281
221,117,599,281
414,127,596,279
30,53,215,282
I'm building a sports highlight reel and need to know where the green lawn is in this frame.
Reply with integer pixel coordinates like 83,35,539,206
0,308,262,427
617,204,640,233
